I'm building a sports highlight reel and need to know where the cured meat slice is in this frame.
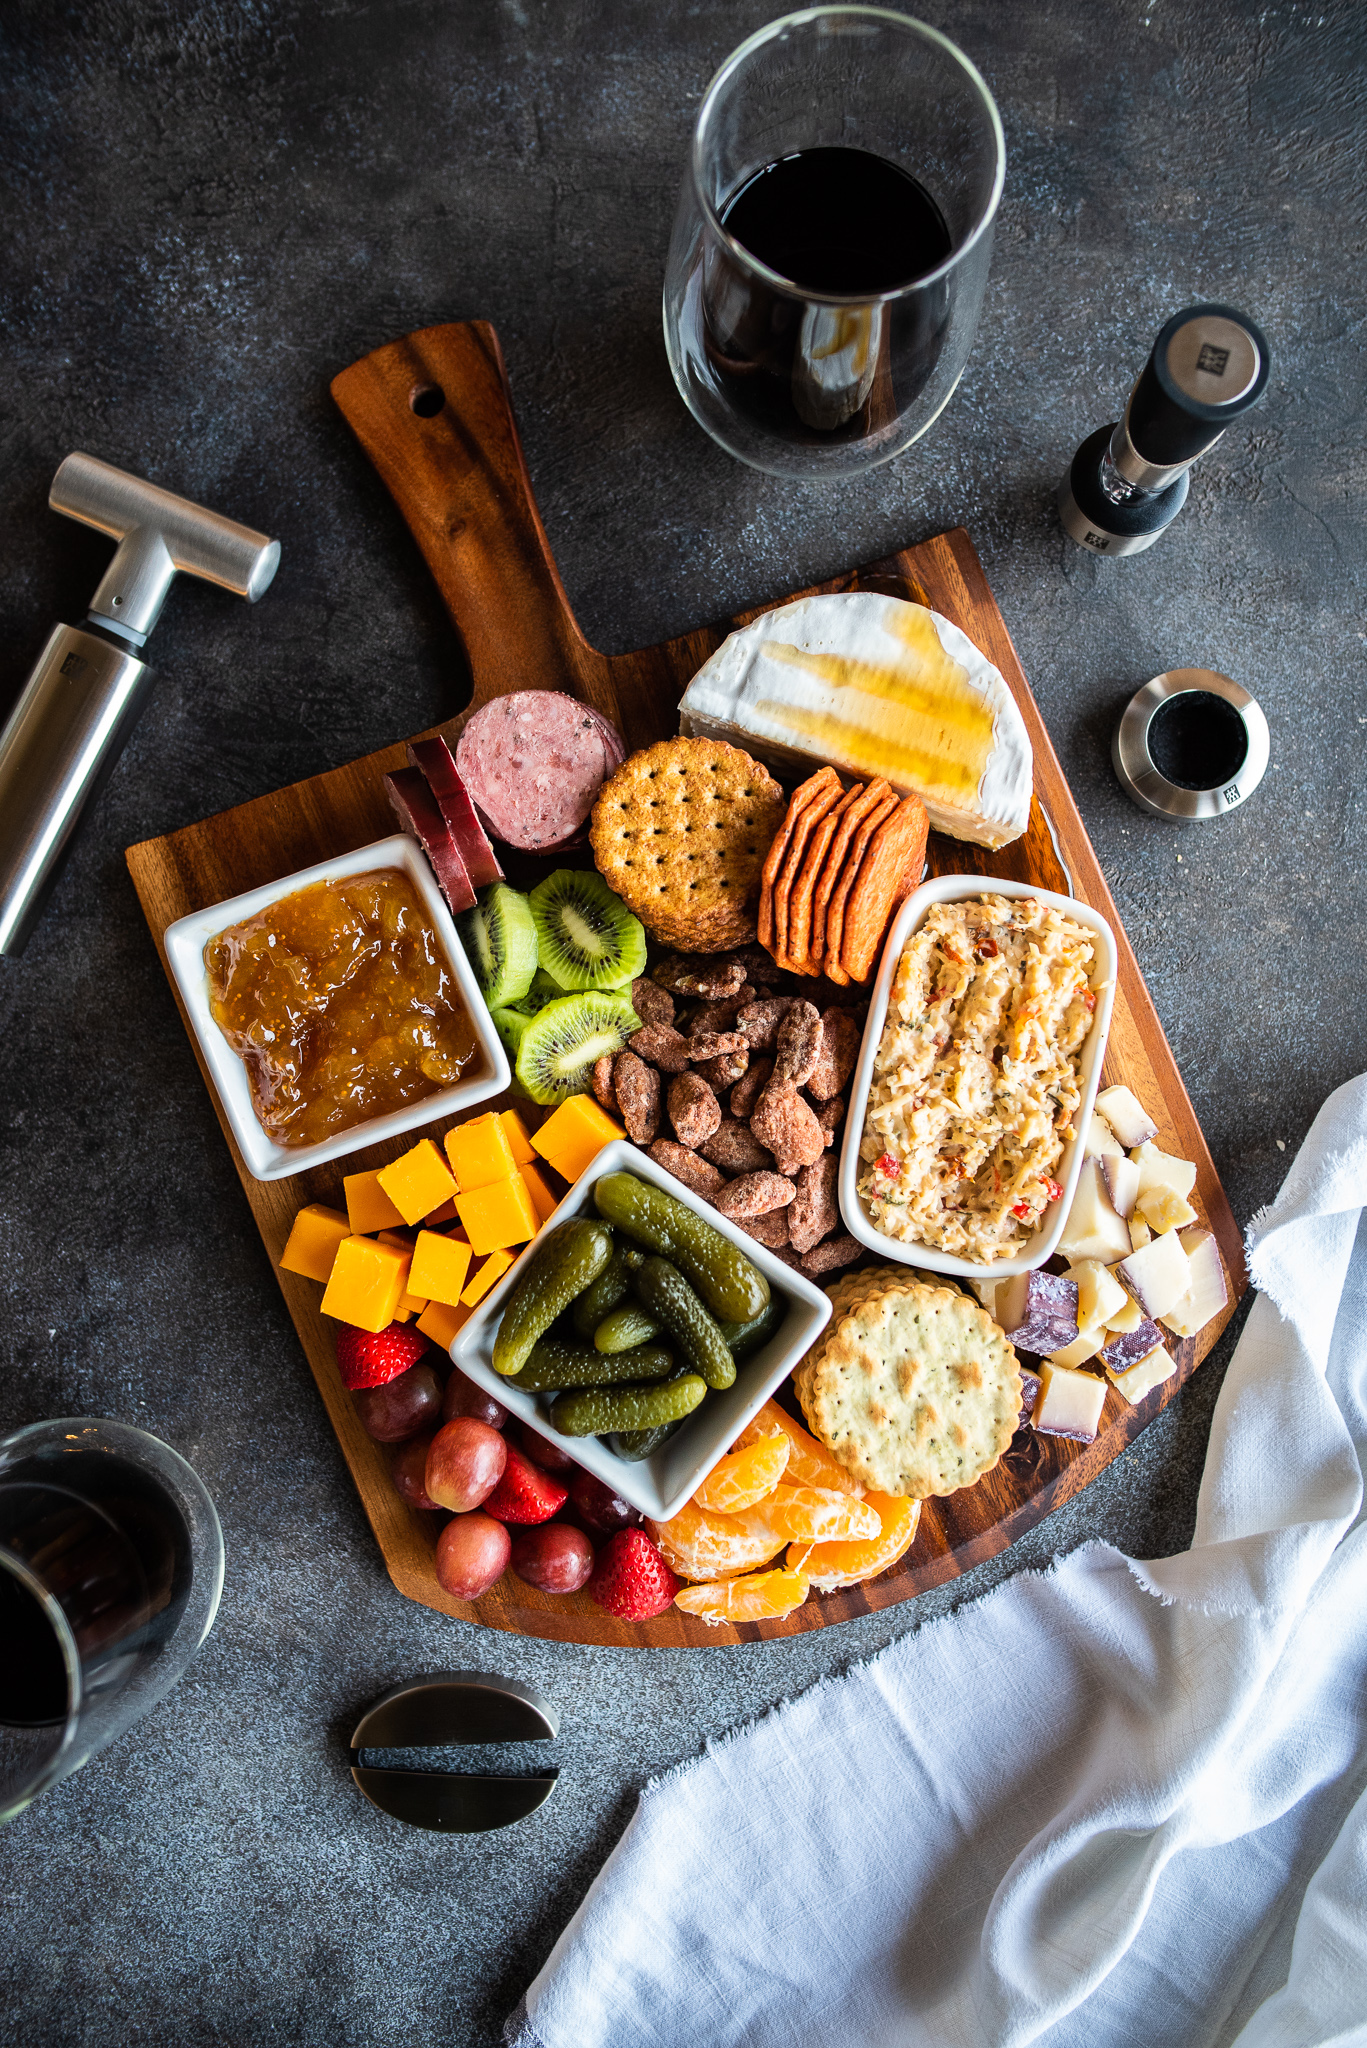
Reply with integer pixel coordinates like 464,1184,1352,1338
383,766,476,913
455,691,618,852
406,736,504,889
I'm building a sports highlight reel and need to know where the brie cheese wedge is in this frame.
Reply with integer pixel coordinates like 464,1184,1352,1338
678,592,1033,848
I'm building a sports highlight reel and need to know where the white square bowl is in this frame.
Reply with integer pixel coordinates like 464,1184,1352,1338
163,834,510,1182
838,874,1118,1280
449,1139,832,1522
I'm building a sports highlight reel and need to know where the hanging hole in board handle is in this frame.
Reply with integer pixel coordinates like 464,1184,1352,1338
410,384,445,417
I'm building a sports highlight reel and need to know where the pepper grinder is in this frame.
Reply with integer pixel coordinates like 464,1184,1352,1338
1058,304,1269,556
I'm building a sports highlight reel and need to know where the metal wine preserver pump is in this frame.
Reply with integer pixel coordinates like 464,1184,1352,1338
0,454,280,956
1058,304,1269,557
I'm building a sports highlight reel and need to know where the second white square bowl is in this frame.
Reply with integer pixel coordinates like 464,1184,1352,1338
838,873,1118,1280
449,1139,832,1523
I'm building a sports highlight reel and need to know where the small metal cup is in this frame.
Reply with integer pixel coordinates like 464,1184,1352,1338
1112,669,1269,823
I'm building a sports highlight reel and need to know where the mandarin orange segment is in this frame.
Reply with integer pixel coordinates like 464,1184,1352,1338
693,1432,790,1515
732,1398,864,1498
735,1483,881,1545
675,1567,810,1626
789,1493,921,1592
646,1502,787,1584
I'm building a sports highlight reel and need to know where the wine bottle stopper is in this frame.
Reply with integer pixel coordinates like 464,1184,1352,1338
348,1670,559,1833
1059,304,1269,556
1112,669,1269,823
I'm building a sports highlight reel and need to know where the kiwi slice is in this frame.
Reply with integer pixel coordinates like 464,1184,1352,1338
490,977,565,1058
529,870,647,992
514,990,641,1106
456,883,537,1008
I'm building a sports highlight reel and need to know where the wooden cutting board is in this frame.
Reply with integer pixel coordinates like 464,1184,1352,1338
126,321,1245,1647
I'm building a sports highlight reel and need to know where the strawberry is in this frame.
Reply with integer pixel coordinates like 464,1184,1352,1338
587,1529,679,1621
481,1446,568,1525
334,1321,431,1391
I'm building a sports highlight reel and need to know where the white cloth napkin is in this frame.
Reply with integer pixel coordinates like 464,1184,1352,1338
507,1076,1367,2048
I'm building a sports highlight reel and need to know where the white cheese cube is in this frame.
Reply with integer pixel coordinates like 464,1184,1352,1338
1104,1291,1146,1335
1116,1230,1191,1321
1048,1328,1105,1370
1068,1258,1130,1335
965,1276,1002,1319
1129,1214,1152,1252
1132,1141,1198,1202
1136,1184,1199,1235
1108,1344,1176,1405
1095,1085,1157,1149
1033,1362,1108,1441
1056,1159,1132,1264
1083,1112,1123,1162
1160,1228,1230,1339
1101,1153,1141,1219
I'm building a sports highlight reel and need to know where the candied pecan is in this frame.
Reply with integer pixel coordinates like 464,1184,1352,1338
713,1171,796,1221
647,1139,727,1198
653,956,747,1000
612,1049,660,1144
629,1023,693,1073
694,1049,749,1091
591,1055,617,1112
772,1001,822,1089
700,1115,774,1175
751,1078,825,1177
630,977,675,1031
816,1096,846,1147
667,1071,722,1150
806,1008,862,1102
799,1234,863,1279
687,1030,746,1063
687,989,756,1036
787,1152,839,1254
729,1057,773,1122
736,1208,791,1250
736,997,795,1053
729,944,785,985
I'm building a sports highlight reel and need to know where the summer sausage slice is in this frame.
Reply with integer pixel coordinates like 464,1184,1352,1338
455,691,618,852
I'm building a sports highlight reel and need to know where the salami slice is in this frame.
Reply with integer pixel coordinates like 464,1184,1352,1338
383,766,476,913
455,691,615,852
406,736,504,889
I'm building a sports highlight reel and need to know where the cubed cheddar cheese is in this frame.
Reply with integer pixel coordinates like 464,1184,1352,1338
422,1195,460,1226
531,1094,624,1183
279,1204,350,1284
519,1162,559,1226
374,1230,422,1318
408,1229,474,1307
343,1170,405,1234
320,1235,409,1332
455,1172,538,1255
461,1248,515,1305
500,1107,537,1166
445,1112,516,1193
377,1138,457,1227
416,1298,471,1350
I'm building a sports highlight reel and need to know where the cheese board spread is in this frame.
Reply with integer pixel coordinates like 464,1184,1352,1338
127,320,1245,1646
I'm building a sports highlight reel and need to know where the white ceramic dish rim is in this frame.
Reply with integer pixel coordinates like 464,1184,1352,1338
449,1139,833,1522
163,833,510,1183
837,873,1119,1280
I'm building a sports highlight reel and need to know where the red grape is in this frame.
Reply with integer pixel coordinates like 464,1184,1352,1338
435,1512,510,1600
391,1432,441,1511
514,1421,578,1474
510,1523,595,1595
442,1367,509,1429
354,1362,443,1443
425,1417,507,1512
570,1469,644,1536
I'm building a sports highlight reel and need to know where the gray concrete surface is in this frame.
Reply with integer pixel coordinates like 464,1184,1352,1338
1,1,1363,2040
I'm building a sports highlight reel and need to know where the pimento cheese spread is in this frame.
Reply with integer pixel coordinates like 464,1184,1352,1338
858,896,1097,1261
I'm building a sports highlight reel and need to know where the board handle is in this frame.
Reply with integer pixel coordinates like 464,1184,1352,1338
331,322,610,713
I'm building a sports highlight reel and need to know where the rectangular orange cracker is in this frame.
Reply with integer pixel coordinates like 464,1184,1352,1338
787,780,865,976
840,795,930,983
758,768,840,953
810,778,891,974
824,789,899,988
772,776,845,971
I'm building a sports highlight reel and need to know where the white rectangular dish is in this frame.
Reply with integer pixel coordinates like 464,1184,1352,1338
163,833,509,1182
448,1139,832,1522
838,873,1118,1279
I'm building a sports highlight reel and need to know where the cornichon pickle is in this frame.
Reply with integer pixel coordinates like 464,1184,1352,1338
610,1420,681,1462
570,1244,641,1339
549,1373,707,1437
718,1296,784,1361
592,1170,769,1322
593,1304,662,1353
508,1337,674,1393
491,1218,613,1377
632,1256,736,1391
